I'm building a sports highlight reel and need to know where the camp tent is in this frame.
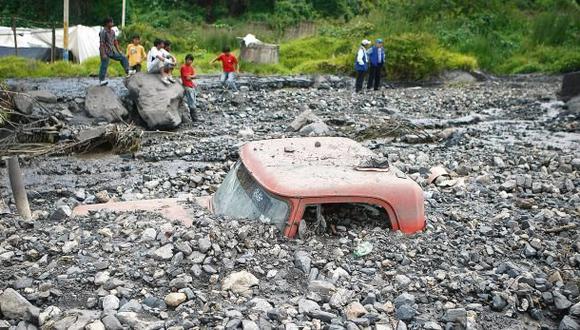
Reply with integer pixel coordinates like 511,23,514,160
0,25,114,63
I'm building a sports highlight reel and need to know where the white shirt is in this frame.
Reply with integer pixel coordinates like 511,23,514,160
357,46,368,66
147,46,160,69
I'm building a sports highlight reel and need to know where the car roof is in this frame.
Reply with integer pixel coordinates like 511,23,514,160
240,137,421,201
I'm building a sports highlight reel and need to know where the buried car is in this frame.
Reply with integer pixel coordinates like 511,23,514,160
211,137,425,237
74,137,425,238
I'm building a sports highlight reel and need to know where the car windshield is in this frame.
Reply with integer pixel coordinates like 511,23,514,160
212,161,290,231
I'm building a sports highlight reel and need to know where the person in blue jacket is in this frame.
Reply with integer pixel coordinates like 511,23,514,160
354,39,371,93
367,38,386,91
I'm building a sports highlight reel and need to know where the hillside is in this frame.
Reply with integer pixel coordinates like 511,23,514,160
0,0,579,79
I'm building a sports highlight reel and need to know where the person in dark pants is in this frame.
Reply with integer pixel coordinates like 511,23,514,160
354,39,371,93
98,17,130,86
367,38,386,91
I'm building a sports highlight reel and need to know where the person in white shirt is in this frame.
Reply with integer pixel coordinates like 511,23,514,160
147,39,176,85
354,39,371,93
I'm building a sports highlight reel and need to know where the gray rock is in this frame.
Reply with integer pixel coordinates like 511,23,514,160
50,205,72,221
198,238,212,253
242,320,259,330
0,288,41,324
442,308,466,323
560,71,580,101
308,280,336,300
13,93,34,114
125,73,184,129
28,90,57,103
395,304,416,321
116,311,164,329
298,299,320,314
222,271,259,296
118,299,143,313
294,251,312,274
308,310,338,322
554,291,572,310
102,294,120,310
85,86,128,122
85,320,106,330
51,309,100,330
152,244,174,260
289,109,321,131
101,314,123,330
300,122,330,136
559,315,580,330
491,294,507,311
570,302,580,317
394,292,415,308
441,70,476,84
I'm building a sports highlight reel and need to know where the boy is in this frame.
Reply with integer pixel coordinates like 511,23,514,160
126,35,146,72
354,39,371,93
99,17,130,86
147,39,175,85
367,38,386,91
210,46,239,91
181,54,198,121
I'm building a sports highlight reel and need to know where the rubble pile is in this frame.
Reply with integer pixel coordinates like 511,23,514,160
0,74,578,329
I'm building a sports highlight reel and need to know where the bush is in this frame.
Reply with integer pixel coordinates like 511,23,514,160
0,56,125,79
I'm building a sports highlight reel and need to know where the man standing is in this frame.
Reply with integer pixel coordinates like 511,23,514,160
99,17,130,86
354,39,371,93
210,46,239,91
367,38,386,91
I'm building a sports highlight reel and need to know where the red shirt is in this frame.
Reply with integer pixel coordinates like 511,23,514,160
180,64,196,88
217,53,238,73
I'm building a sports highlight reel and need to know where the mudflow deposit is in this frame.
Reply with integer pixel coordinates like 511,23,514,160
0,74,579,330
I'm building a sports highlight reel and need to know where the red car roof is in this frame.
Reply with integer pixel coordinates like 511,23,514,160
240,137,423,204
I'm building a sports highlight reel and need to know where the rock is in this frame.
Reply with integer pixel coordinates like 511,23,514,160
395,304,416,321
28,90,57,103
0,320,8,329
553,291,572,310
394,293,415,308
345,302,367,320
442,308,466,323
0,288,41,324
38,306,61,326
441,70,476,84
13,277,33,289
102,294,120,310
50,309,100,330
566,95,580,113
61,240,78,254
308,280,336,299
308,310,338,322
116,311,164,329
152,244,174,260
13,94,34,114
142,228,157,241
125,72,184,129
94,190,110,203
298,299,320,314
222,271,259,296
164,292,187,307
50,205,72,221
94,271,110,286
118,299,143,313
423,321,443,330
101,315,123,330
85,86,128,122
570,302,580,317
289,109,321,131
300,122,330,136
198,238,212,253
294,251,311,274
85,320,106,330
395,274,411,288
559,315,580,330
242,320,260,330
491,294,507,311
560,71,580,101
249,298,272,313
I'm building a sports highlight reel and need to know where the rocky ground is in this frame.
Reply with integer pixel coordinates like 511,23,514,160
0,74,579,330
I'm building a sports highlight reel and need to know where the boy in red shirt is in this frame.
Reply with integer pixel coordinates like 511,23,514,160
210,46,239,91
180,54,198,121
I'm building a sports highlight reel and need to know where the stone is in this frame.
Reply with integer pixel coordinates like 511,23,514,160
394,293,415,308
559,315,580,330
560,71,580,101
152,244,174,260
164,292,187,307
125,73,184,129
423,321,443,330
308,310,338,322
345,301,367,320
142,228,157,241
13,94,34,114
491,294,507,311
442,308,466,323
101,314,123,330
118,299,143,313
95,190,110,203
289,109,321,131
116,312,164,329
28,90,57,103
222,271,259,296
51,309,100,330
0,288,41,324
61,240,78,254
300,122,330,136
38,306,61,325
441,70,476,84
567,95,580,114
102,294,120,310
570,302,580,317
395,274,411,288
249,298,272,313
50,205,72,221
294,251,311,274
395,304,416,321
198,238,212,253
308,280,336,300
85,320,106,330
85,86,128,122
553,291,572,310
298,299,320,314
242,320,260,330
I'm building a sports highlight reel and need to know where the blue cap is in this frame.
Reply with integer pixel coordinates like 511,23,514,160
376,38,383,43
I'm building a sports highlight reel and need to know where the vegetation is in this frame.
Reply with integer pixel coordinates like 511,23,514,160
0,0,578,79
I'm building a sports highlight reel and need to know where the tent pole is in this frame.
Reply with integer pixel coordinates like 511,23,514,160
12,16,17,56
63,0,69,62
122,0,126,28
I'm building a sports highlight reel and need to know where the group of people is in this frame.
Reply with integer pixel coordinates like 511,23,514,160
354,38,387,93
98,17,239,120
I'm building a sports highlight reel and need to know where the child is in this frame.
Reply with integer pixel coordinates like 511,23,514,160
98,17,130,86
181,54,198,121
210,46,239,91
126,35,146,72
147,39,175,85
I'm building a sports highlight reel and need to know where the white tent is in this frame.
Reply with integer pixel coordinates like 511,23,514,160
0,25,116,63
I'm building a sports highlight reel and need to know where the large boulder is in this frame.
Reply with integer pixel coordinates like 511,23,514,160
13,94,34,114
28,90,57,103
125,73,184,129
0,288,41,324
85,86,128,122
560,71,580,101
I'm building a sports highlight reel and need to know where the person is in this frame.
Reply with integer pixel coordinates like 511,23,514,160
99,17,130,86
147,39,175,85
367,38,386,91
354,39,371,93
162,40,177,81
181,54,198,121
126,35,146,72
210,46,239,91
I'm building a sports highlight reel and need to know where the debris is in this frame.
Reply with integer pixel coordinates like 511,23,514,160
353,241,373,257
